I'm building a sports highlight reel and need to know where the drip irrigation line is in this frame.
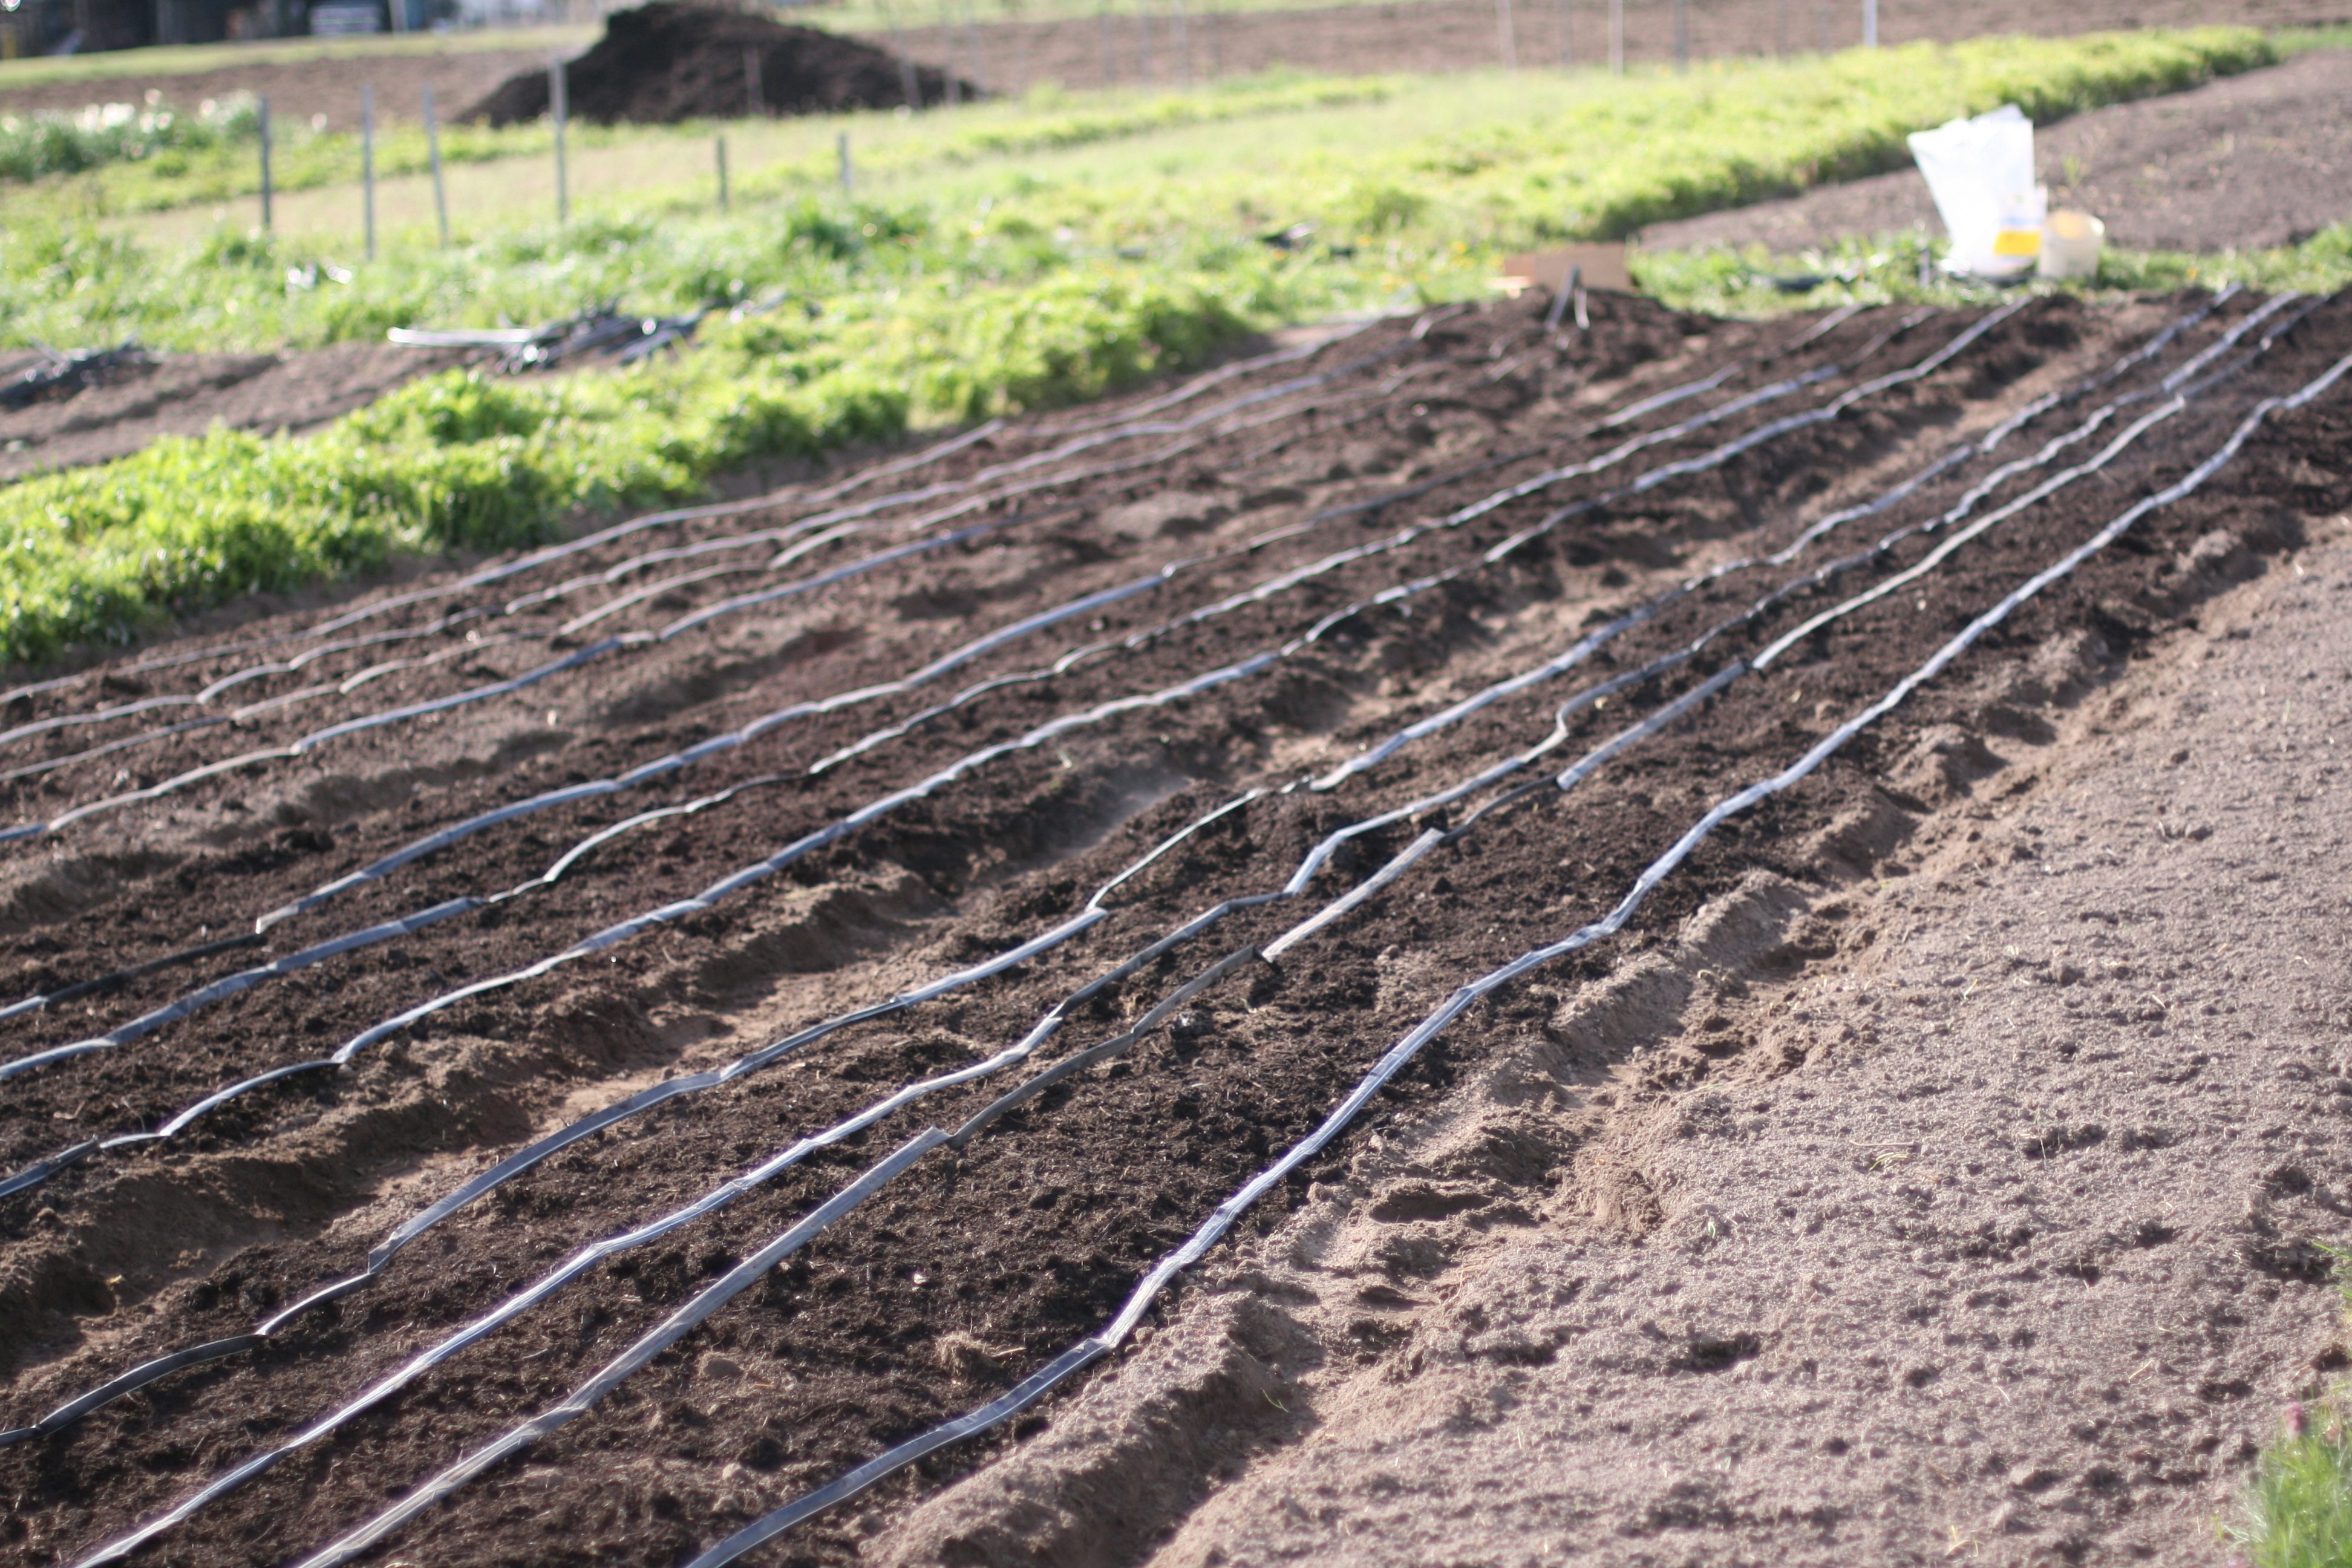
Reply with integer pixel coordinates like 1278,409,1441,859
0,302,2042,1111
0,512,1045,848
2,318,1397,741
0,795,1252,1445
0,422,1001,722
529,341,1416,639
667,335,2352,1568
0,895,493,1084
1298,301,2074,797
1473,302,2037,563
221,307,1958,940
0,305,2183,1175
2,297,1892,867
495,334,1402,627
0,639,622,849
0,630,525,788
952,293,2317,1161
57,582,1736,1559
0,932,265,1027
1338,295,2310,842
0,641,1317,1182
1439,305,1941,532
1975,285,2238,454
13,296,2247,1526
0,325,1426,834
0,610,501,756
288,319,1374,644
1587,301,1865,433
0,298,2122,1171
87,1127,945,1568
14,460,1871,1436
1756,292,2313,669
0,713,240,787
838,306,2027,795
16,292,2256,1463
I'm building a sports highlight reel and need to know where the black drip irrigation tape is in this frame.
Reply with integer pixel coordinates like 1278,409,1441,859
0,327,1436,841
2,794,1247,1454
0,316,1396,722
77,578,1759,1566
0,303,1910,1039
11,296,2252,1489
0,416,1011,722
0,348,1694,1056
0,304,2071,1211
273,336,2352,1568
657,338,2352,1568
0,319,1401,746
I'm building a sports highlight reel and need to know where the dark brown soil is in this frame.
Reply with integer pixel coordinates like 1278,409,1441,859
464,4,964,126
1642,48,2352,257
0,286,2345,1568
0,339,468,483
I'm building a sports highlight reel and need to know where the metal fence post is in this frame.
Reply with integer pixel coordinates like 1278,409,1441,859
1172,0,1189,85
1497,0,1516,68
1098,3,1115,86
1673,0,1687,67
716,134,729,211
1607,0,1622,72
838,131,852,197
1558,0,1571,67
361,82,376,261
551,57,569,225
257,94,273,231
422,83,449,246
1863,0,1877,46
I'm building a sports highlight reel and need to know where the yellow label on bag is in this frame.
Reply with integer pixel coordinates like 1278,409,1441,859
1993,227,2042,257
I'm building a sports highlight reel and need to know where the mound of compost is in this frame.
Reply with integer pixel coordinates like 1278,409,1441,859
463,1,965,126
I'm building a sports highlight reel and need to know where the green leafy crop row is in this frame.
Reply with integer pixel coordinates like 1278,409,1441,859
0,27,2299,667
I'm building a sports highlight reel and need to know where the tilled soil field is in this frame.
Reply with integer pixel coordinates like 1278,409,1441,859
0,283,2348,1568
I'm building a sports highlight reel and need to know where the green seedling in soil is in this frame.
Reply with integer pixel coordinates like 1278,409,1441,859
2229,1245,2352,1568
0,27,2295,668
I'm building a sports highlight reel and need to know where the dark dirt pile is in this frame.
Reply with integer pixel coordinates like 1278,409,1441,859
464,1,964,126
0,288,2348,1568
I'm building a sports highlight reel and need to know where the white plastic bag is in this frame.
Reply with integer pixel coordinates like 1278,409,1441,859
1907,103,2047,278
